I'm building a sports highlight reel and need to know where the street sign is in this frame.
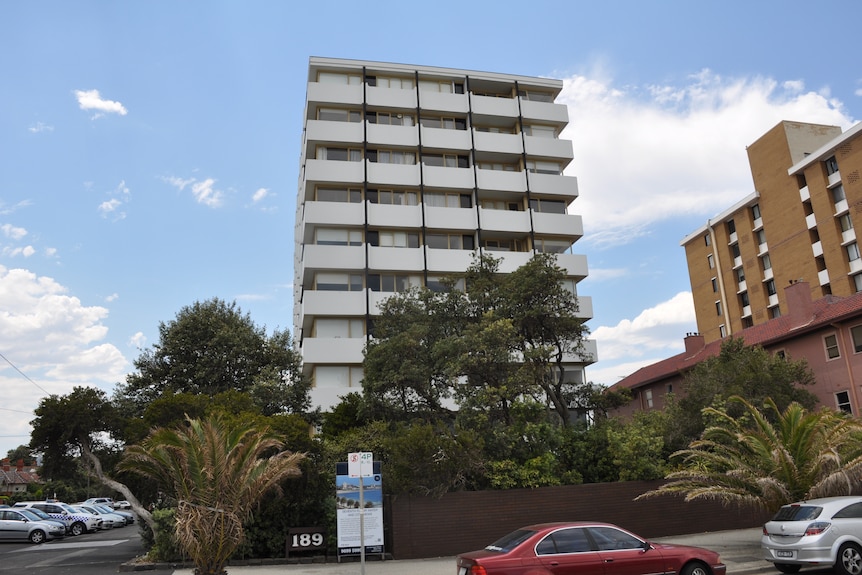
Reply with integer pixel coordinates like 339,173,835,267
348,451,373,478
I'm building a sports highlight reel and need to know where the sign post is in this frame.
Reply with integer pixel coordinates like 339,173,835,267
348,451,374,575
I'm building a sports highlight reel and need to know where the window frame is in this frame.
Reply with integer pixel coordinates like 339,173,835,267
825,333,841,360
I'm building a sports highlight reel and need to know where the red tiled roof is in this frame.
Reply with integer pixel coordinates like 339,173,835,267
609,288,862,392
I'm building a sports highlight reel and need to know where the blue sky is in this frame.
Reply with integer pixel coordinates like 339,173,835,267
1,0,860,456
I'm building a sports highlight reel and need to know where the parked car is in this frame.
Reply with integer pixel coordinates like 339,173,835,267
17,507,68,532
457,522,727,575
113,500,132,510
0,507,66,543
72,504,121,529
762,496,862,575
13,501,101,535
83,497,114,506
91,503,134,525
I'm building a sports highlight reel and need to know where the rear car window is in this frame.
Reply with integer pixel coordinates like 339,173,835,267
485,529,535,552
772,505,822,521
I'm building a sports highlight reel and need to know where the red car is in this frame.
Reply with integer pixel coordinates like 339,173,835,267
457,522,726,575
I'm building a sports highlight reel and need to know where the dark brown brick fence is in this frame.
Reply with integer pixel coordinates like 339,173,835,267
385,480,771,559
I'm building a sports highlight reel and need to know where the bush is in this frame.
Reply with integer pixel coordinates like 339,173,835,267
143,508,184,562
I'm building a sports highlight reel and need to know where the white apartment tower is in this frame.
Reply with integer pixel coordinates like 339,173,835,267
294,57,597,410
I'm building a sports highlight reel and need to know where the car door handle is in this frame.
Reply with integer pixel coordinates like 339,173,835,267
604,559,614,563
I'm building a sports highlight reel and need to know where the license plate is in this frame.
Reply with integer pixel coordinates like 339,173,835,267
777,551,794,558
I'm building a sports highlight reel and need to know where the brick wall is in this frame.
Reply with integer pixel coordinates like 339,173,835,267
385,480,771,559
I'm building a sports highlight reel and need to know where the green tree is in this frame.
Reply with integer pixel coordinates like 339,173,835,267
667,337,817,450
639,396,862,512
120,413,306,575
115,299,309,419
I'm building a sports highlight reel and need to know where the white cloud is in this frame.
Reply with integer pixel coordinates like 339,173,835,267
0,266,129,451
28,121,54,133
559,69,854,250
163,175,225,208
129,331,147,349
252,187,269,203
98,198,123,217
2,245,35,258
74,89,128,117
1,224,27,240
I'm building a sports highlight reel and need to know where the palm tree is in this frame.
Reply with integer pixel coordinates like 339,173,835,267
120,414,306,575
638,396,862,512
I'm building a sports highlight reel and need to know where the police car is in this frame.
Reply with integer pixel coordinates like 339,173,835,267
13,501,101,535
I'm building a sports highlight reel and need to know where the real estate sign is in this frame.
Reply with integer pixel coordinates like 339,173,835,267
335,458,384,557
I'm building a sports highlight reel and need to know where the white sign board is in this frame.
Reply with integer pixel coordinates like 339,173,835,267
348,451,374,478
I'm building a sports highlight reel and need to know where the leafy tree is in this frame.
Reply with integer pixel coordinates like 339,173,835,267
5,445,34,463
120,413,306,575
639,396,862,512
666,337,818,450
115,298,309,418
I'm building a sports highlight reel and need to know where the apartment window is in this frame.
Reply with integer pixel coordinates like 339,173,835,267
731,243,741,259
704,234,711,246
427,275,466,292
366,230,420,248
740,291,750,307
313,318,364,338
766,279,777,296
825,334,841,359
526,160,561,175
482,199,522,211
419,116,466,130
707,254,714,269
534,238,571,254
666,383,673,394
726,219,736,234
736,267,745,283
769,306,781,319
315,228,362,246
836,391,852,414
518,89,554,102
318,71,362,85
476,161,518,171
316,187,363,203
425,191,472,208
367,149,416,165
751,203,761,220
825,156,840,175
854,273,862,293
851,325,862,353
523,124,557,138
317,147,362,161
474,124,516,134
483,238,524,252
314,365,363,388
529,198,567,214
426,233,475,250
711,277,718,292
756,229,767,247
367,111,415,126
719,324,727,337
418,79,464,93
366,75,414,89
645,389,654,409
832,184,846,204
367,189,419,206
761,253,772,271
315,272,364,291
367,273,421,292
847,242,861,262
715,301,722,316
424,153,469,168
317,107,362,123
840,213,854,232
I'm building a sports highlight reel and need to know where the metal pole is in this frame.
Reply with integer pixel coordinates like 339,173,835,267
359,476,365,575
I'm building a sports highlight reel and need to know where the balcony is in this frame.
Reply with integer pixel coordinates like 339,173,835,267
301,290,366,319
300,245,365,273
366,86,417,110
304,159,364,185
524,135,574,161
828,171,842,187
305,120,363,146
425,248,478,273
367,246,425,271
574,295,593,320
819,269,831,286
366,123,419,147
424,206,478,230
799,185,810,201
367,203,423,228
307,82,363,106
423,165,475,189
421,126,472,151
812,241,823,257
528,172,579,200
473,131,523,155
302,337,365,365
475,168,527,193
479,208,531,233
471,94,518,118
805,213,817,229
367,162,421,187
768,293,779,307
418,90,469,114
834,199,849,216
843,229,857,244
519,99,569,124
302,201,364,229
532,212,583,239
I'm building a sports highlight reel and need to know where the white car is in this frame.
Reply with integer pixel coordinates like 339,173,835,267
762,496,862,575
73,504,123,529
13,501,101,535
113,500,132,510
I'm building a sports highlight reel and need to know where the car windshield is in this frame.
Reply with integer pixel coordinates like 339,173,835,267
25,508,51,520
485,529,536,553
95,505,113,513
60,503,78,513
16,509,42,521
773,505,823,521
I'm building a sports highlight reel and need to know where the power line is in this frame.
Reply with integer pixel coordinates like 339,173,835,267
0,351,50,395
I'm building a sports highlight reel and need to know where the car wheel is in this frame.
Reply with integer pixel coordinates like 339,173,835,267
29,529,46,544
69,521,85,536
681,561,709,575
836,543,862,575
775,564,801,573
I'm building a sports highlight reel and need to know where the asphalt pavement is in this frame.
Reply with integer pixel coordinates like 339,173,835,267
163,527,772,575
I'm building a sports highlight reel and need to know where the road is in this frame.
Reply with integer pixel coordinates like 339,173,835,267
0,523,145,575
